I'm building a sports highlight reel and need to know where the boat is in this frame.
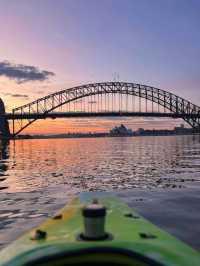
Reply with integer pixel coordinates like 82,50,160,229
0,192,200,265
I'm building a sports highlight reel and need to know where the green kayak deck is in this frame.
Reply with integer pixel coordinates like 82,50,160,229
0,192,200,265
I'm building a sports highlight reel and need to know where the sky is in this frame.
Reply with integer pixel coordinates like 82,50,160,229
0,0,200,134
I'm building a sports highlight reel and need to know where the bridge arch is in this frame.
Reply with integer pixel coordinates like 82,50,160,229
12,82,200,135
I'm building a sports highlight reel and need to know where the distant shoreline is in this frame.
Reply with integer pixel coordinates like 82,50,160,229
14,132,197,140
1,125,197,140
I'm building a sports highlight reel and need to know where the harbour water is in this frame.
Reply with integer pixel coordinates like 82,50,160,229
0,135,200,250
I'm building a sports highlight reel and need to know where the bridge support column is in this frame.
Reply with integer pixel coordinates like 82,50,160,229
0,98,10,139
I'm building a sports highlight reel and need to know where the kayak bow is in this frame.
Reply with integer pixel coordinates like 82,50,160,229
0,192,199,266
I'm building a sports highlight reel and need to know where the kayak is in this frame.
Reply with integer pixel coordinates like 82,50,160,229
0,192,200,266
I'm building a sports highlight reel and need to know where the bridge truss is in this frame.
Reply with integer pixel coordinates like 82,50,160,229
11,82,200,136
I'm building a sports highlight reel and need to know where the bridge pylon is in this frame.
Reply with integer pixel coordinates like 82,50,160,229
0,98,10,139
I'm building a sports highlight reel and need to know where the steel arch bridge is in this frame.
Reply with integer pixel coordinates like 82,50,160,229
11,82,200,136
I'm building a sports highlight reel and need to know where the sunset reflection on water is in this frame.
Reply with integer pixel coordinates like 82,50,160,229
0,135,200,193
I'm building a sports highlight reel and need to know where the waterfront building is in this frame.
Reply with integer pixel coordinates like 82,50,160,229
110,124,133,136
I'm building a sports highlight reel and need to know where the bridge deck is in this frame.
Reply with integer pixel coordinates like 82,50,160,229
4,111,200,120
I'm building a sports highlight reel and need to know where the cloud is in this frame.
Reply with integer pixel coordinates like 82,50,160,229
0,61,55,83
3,92,29,99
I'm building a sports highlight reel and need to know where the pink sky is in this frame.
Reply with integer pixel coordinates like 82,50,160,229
0,1,199,134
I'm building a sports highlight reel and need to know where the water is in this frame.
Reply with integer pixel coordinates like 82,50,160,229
0,135,200,249
1,135,200,192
